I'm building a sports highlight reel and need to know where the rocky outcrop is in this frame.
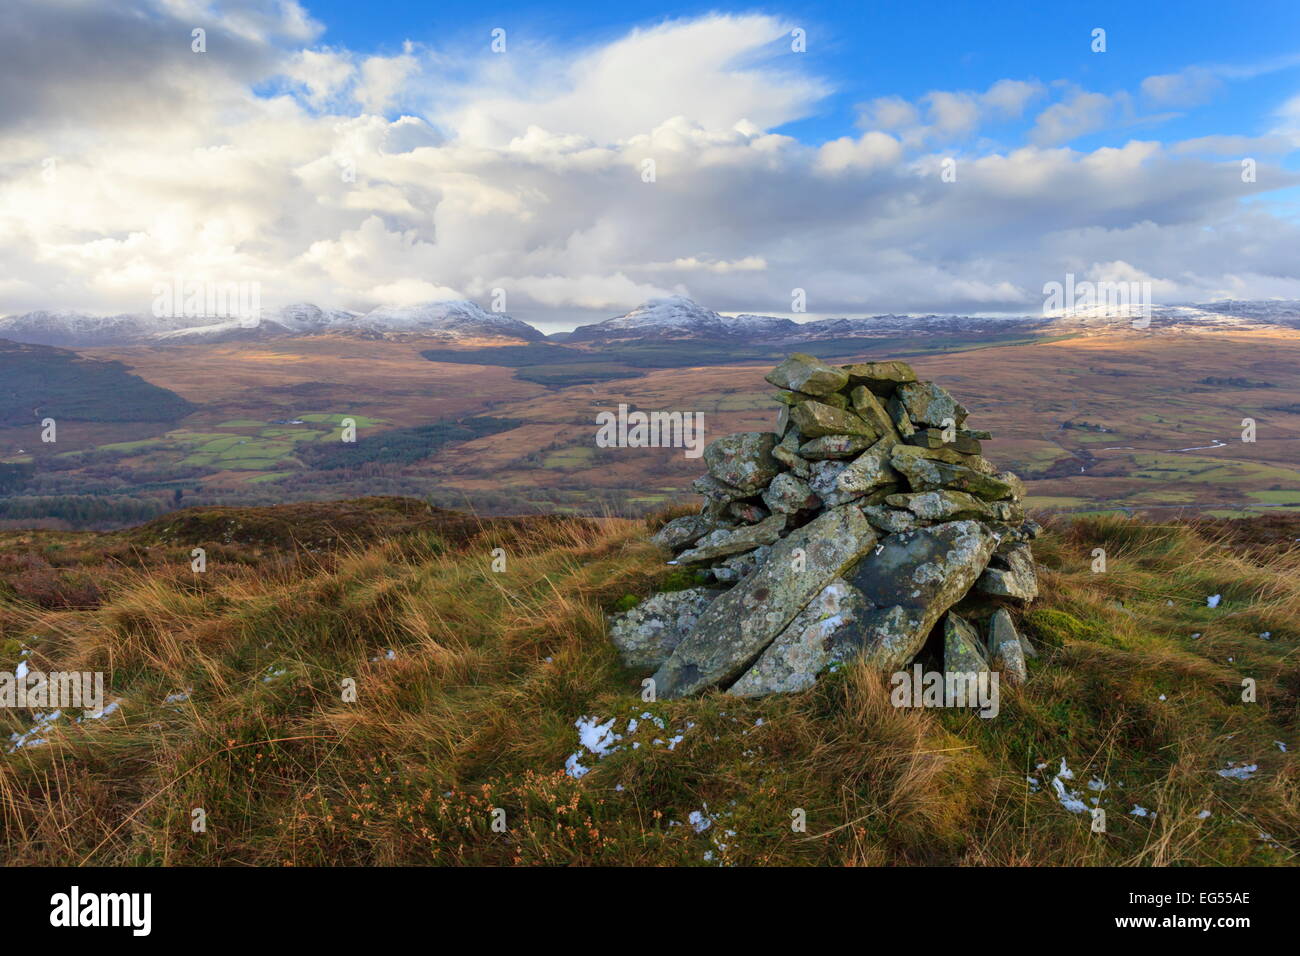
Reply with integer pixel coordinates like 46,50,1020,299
614,353,1041,698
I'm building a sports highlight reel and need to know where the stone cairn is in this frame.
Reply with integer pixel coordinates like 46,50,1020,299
609,353,1041,699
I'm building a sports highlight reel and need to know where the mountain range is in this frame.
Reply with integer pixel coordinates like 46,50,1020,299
2,295,1297,349
0,301,544,347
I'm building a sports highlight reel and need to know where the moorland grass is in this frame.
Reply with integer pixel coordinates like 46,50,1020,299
0,506,1295,865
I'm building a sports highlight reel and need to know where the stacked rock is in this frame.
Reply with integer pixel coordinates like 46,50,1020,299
609,353,1041,699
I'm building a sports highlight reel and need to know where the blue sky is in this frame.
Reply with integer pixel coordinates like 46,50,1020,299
2,0,1299,325
302,0,1300,157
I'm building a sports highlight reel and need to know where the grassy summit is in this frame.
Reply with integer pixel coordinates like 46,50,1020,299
0,498,1296,865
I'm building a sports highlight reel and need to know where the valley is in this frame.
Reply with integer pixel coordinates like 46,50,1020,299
2,320,1298,527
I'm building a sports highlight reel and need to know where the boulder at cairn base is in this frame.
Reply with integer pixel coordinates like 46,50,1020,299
608,588,723,670
650,505,878,699
674,513,786,564
848,520,997,672
765,353,850,397
728,578,871,696
944,613,989,675
651,514,723,551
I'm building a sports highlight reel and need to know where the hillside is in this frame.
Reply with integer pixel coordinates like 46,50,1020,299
0,339,196,426
0,498,1295,865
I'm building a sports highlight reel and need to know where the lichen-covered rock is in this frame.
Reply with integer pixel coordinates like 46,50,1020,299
848,386,899,438
988,608,1028,684
674,513,787,564
896,381,969,428
765,353,850,396
608,587,722,670
861,504,919,534
692,474,749,502
841,361,917,393
886,489,994,521
711,545,772,584
944,613,989,674
807,459,849,504
771,430,813,479
727,578,871,696
799,433,875,460
650,505,879,698
762,472,820,514
887,395,916,438
651,514,725,551
789,401,877,439
891,443,997,476
997,471,1027,500
728,500,770,523
833,435,900,498
889,448,1016,500
848,520,997,671
703,432,780,493
977,542,1039,601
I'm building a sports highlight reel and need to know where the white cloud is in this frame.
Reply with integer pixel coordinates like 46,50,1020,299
1,2,1298,324
1141,67,1221,108
1030,89,1129,145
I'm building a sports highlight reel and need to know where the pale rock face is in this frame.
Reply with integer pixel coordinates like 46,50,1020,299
834,436,900,499
762,472,821,514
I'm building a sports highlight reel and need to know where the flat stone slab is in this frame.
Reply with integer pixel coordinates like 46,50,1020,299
789,401,877,439
674,513,787,564
727,578,870,696
765,353,850,396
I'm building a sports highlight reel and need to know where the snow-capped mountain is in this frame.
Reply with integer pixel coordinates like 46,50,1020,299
568,296,798,342
0,301,545,346
0,310,198,347
567,295,1300,345
357,301,545,340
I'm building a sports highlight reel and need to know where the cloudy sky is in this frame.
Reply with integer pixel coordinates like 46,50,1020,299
2,0,1299,330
